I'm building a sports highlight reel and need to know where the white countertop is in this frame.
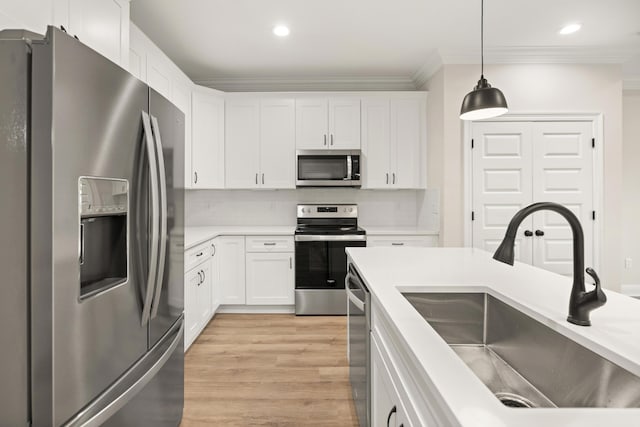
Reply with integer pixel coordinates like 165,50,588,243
346,247,640,427
185,226,295,249
361,226,439,236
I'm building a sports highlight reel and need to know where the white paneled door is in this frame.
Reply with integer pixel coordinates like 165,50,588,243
472,121,595,277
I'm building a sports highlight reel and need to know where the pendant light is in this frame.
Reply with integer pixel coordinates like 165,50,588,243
460,0,508,120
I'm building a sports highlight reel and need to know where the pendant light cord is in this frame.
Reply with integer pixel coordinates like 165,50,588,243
481,0,484,77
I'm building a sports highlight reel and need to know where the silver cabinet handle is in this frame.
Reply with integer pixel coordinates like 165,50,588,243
140,111,159,327
330,134,334,146
262,173,265,185
150,115,168,320
201,269,205,283
255,173,258,185
263,242,277,246
324,134,327,146
386,173,389,184
392,172,396,184
290,257,292,269
391,242,404,246
194,171,198,184
211,243,216,257
197,271,202,285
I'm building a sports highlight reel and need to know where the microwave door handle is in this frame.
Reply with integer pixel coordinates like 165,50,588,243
346,155,352,180
150,115,168,320
141,111,159,326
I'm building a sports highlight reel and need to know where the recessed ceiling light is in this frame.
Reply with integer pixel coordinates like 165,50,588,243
273,25,290,37
559,23,581,35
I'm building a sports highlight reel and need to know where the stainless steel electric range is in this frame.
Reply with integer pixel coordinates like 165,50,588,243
294,204,366,315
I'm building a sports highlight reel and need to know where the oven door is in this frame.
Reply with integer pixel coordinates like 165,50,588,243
296,150,361,187
294,235,366,314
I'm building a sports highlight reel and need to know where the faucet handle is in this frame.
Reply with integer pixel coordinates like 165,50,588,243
585,267,606,302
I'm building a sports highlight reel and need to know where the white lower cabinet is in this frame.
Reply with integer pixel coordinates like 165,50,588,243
184,249,214,351
216,236,246,304
246,252,294,305
367,235,438,248
372,334,413,427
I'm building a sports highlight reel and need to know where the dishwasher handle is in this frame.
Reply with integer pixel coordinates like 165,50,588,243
346,286,365,312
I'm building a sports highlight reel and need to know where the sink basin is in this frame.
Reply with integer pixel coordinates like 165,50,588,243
403,292,640,408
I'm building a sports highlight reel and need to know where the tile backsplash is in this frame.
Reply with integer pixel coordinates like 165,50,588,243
186,188,440,229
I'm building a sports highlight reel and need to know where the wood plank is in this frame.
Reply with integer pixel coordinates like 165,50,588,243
182,314,359,426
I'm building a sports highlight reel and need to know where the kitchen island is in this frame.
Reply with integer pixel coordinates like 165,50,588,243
346,247,640,427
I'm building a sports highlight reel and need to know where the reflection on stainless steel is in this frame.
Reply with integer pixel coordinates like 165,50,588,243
404,292,640,408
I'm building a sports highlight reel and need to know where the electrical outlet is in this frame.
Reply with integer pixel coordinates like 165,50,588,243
625,258,633,269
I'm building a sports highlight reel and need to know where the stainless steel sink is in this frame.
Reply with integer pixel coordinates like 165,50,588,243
403,292,640,408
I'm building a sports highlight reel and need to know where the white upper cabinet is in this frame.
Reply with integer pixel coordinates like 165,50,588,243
225,98,260,188
362,95,426,189
259,98,295,188
0,0,130,68
68,0,130,68
296,98,361,150
191,87,225,189
225,97,295,189
329,98,361,149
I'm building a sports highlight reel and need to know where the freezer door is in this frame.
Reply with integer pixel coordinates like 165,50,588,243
30,27,151,426
148,89,185,348
0,36,30,427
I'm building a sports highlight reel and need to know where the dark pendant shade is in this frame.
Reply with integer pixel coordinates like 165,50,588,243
460,76,508,120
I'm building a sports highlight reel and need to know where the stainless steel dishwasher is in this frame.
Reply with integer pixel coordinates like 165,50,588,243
347,264,370,427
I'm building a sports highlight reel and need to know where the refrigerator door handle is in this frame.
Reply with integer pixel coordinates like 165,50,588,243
150,115,168,320
141,111,160,326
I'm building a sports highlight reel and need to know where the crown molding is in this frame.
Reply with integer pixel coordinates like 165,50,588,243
438,46,638,65
623,78,640,90
194,76,417,92
411,50,443,89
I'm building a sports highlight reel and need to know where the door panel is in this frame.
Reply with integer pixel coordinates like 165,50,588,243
296,98,328,149
31,29,149,426
472,122,533,264
191,89,225,188
329,98,360,149
531,121,594,276
149,89,185,347
225,99,260,188
246,253,295,305
217,236,246,305
260,98,295,189
391,98,423,188
362,98,391,188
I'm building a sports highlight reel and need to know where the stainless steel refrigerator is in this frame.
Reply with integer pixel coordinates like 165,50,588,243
0,26,185,427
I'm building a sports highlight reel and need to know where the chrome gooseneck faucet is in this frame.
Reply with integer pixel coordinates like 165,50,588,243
492,202,606,326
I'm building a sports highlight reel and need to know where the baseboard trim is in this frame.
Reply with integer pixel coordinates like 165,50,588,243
216,305,295,314
621,284,640,297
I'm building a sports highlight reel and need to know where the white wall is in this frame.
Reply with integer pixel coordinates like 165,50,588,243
425,63,624,290
622,90,640,287
186,189,439,229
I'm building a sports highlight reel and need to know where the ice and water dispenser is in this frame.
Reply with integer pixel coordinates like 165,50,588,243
79,177,128,299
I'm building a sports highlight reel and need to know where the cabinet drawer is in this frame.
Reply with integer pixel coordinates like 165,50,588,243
367,235,438,248
185,240,212,272
245,236,294,252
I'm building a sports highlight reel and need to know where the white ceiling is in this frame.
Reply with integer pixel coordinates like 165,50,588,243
130,0,640,89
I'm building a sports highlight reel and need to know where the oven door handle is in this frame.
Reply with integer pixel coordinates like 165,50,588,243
294,235,366,242
346,286,365,312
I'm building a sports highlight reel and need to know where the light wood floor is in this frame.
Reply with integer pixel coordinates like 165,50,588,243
181,314,359,427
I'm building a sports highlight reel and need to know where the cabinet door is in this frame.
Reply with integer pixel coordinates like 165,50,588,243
170,78,192,189
390,98,424,189
68,0,129,68
245,252,294,305
372,335,411,427
225,99,260,188
216,236,246,305
296,98,328,149
329,98,361,149
184,268,201,350
260,98,295,189
146,53,171,99
198,259,213,326
191,88,225,188
362,98,391,188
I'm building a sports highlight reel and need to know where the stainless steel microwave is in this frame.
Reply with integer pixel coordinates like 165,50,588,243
296,150,361,187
